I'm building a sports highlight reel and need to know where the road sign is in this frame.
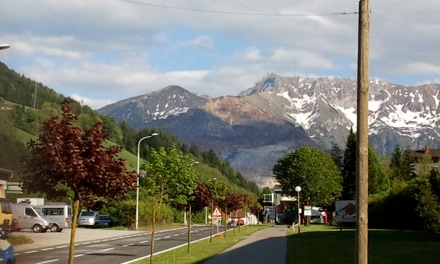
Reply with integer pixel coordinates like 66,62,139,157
6,182,22,194
304,205,312,216
211,206,222,217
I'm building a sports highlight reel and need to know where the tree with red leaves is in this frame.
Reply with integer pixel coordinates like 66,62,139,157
22,98,136,264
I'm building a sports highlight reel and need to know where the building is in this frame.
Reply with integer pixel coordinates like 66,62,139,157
412,145,440,175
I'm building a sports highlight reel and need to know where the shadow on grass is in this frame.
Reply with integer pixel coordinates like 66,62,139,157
287,227,440,264
196,235,286,264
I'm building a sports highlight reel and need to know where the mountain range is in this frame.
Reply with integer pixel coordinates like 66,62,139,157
98,73,440,186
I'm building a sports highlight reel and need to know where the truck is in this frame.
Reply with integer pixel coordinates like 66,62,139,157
10,203,51,233
0,180,13,238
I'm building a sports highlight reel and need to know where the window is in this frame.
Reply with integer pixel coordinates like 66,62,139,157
25,208,37,217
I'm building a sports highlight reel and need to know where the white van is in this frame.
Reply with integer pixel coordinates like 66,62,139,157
33,204,73,232
10,203,51,233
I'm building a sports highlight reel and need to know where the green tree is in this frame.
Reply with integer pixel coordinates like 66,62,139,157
415,170,440,232
368,145,389,194
330,144,343,172
418,152,433,176
143,146,198,263
390,145,415,181
21,98,136,264
206,178,230,242
401,147,415,180
341,128,357,199
273,146,342,206
390,145,402,179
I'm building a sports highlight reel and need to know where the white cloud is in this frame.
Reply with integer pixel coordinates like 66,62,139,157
404,62,440,75
1,0,440,109
184,36,213,49
70,94,114,110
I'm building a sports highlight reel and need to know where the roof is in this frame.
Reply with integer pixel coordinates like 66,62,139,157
412,148,440,158
0,168,13,181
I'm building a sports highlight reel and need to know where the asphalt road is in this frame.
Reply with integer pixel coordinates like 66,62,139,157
13,225,220,263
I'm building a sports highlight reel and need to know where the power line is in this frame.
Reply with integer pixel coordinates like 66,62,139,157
120,0,358,17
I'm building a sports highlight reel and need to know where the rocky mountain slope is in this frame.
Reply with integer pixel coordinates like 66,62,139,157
98,74,440,186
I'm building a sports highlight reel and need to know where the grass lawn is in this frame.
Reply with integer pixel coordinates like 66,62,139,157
136,225,271,264
287,224,440,264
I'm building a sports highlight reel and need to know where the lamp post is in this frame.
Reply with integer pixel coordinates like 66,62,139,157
295,186,301,234
209,177,216,243
136,132,158,230
187,161,199,252
0,44,10,50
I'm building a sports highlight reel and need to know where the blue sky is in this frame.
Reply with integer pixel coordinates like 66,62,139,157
1,0,440,109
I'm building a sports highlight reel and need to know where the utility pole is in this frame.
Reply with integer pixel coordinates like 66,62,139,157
356,1,370,264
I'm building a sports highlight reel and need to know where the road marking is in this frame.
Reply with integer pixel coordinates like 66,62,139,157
36,259,59,264
41,248,55,251
99,247,114,252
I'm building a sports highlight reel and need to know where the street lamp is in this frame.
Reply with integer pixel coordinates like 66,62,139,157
187,161,199,252
210,177,216,243
136,132,158,230
295,186,301,234
0,44,10,50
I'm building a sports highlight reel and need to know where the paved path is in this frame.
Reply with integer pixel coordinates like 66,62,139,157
203,225,288,264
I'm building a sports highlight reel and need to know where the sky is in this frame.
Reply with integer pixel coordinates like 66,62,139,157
1,1,440,109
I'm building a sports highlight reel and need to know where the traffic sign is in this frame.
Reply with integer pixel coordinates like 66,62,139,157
6,182,22,194
211,206,223,217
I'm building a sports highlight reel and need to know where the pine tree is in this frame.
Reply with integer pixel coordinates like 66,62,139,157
330,144,343,173
390,145,402,179
341,128,357,199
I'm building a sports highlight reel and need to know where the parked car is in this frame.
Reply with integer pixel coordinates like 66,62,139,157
237,219,245,226
78,210,98,227
34,204,73,232
11,203,51,233
94,215,112,228
0,232,15,264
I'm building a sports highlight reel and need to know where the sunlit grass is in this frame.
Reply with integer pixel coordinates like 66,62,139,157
287,224,440,264
8,235,33,246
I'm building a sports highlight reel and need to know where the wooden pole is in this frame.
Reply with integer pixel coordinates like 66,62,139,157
356,1,370,264
187,205,192,252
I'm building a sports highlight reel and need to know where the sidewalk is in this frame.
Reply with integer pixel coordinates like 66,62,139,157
203,225,288,264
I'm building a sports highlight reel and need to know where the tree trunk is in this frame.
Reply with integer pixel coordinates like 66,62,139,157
187,205,191,252
68,197,80,264
223,207,228,237
150,204,157,264
210,201,213,243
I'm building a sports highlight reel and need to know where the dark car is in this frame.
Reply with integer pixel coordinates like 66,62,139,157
94,215,112,228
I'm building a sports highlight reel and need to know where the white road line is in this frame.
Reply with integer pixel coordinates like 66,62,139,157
41,248,55,251
99,247,114,252
36,259,59,264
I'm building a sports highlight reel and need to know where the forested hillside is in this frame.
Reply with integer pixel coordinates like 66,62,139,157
0,62,259,195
